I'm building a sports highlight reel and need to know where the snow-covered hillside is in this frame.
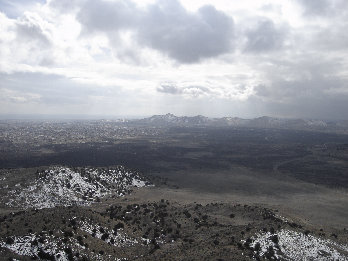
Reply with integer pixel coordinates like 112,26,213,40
0,220,133,261
6,166,152,209
245,229,348,260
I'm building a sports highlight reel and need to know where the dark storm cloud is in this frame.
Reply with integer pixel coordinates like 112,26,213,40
253,55,346,100
249,92,348,120
248,49,348,120
77,0,234,63
244,19,285,53
251,75,348,119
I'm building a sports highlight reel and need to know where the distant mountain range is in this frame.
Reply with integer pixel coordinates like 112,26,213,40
133,113,348,133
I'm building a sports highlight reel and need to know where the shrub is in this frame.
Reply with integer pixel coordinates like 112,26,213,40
5,237,14,245
114,222,124,230
37,249,55,261
254,242,261,251
101,233,109,241
183,210,191,218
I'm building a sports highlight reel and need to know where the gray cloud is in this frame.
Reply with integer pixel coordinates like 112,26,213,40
16,18,51,47
157,83,212,97
254,53,346,98
157,84,182,94
249,92,348,120
297,0,330,16
77,0,137,33
138,2,234,63
251,71,348,119
245,47,348,120
296,0,348,16
308,21,348,52
244,19,285,53
254,78,342,101
48,0,80,13
77,0,234,63
8,15,53,65
182,85,212,97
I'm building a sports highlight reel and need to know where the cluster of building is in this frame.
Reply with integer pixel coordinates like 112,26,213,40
0,120,161,146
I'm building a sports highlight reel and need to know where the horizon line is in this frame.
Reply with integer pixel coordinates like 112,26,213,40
0,113,345,122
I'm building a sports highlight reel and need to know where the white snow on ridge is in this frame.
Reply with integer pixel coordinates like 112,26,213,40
0,234,69,261
6,166,151,209
0,232,109,261
132,179,146,187
305,119,328,127
0,217,138,261
248,229,348,260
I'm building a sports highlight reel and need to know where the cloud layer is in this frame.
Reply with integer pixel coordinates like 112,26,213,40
77,0,234,63
0,0,348,119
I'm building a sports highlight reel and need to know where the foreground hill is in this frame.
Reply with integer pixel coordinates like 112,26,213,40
1,166,348,260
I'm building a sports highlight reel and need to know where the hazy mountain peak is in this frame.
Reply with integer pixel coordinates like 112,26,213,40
134,114,348,133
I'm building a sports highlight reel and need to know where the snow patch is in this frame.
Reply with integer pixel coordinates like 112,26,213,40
0,234,69,260
6,166,151,209
246,229,348,260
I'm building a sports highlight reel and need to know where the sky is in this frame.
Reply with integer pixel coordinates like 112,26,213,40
0,0,348,119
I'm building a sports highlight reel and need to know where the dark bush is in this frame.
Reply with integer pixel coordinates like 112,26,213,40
254,242,261,251
183,210,191,218
5,237,14,245
270,235,279,244
237,242,244,250
101,233,109,241
64,230,73,237
37,250,55,261
64,247,73,254
114,222,124,230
